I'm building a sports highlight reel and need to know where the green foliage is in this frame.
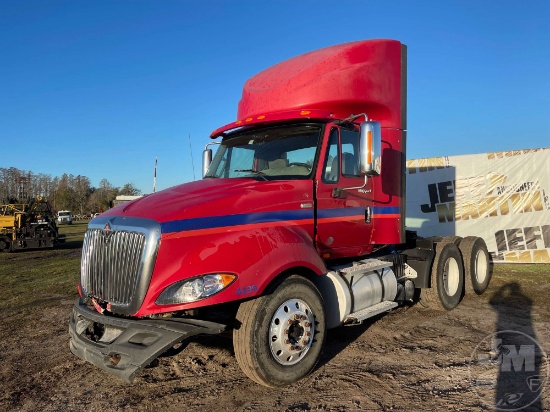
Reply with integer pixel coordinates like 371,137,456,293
119,183,141,196
0,166,140,215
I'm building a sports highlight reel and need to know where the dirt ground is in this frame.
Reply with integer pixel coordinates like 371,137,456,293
1,264,549,412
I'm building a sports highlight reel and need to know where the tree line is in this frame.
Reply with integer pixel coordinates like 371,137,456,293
0,167,141,215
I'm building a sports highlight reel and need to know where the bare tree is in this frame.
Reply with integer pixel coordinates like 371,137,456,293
74,176,92,215
1,167,143,215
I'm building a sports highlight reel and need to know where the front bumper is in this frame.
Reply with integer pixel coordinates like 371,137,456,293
69,298,225,382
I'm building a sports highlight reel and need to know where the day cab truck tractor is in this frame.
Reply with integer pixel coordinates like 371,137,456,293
69,39,492,387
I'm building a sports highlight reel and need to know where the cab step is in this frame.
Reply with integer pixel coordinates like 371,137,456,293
343,300,398,325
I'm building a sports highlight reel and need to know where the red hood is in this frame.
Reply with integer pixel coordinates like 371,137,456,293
103,178,311,223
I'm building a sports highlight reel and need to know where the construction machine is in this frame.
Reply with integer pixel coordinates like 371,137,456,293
0,197,64,252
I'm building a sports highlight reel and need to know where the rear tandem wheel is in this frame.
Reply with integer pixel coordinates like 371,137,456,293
459,236,492,295
419,241,465,311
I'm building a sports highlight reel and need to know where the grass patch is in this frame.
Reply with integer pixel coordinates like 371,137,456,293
482,263,550,321
58,221,89,245
0,222,87,319
490,263,550,290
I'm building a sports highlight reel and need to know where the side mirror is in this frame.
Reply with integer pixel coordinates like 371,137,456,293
202,148,212,177
359,121,382,175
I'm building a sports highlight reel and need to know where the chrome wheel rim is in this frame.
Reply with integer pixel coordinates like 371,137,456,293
269,299,315,366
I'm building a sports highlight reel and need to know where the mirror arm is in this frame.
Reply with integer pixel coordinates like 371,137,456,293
332,175,368,198
348,113,369,123
202,141,221,177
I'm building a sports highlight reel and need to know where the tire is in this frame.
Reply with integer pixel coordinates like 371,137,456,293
419,242,465,311
233,275,326,387
0,236,11,253
459,236,492,295
441,235,462,246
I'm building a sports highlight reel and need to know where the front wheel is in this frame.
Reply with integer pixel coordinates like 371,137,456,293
233,275,326,387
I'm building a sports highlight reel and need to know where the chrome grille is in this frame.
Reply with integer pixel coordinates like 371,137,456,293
81,229,146,306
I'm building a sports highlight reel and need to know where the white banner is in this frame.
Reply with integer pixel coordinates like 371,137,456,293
405,148,550,263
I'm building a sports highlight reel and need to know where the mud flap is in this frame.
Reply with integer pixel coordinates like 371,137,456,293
69,298,225,382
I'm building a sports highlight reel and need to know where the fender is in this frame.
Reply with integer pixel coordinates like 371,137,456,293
135,222,326,316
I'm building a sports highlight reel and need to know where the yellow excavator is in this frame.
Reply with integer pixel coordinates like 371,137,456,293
0,196,64,252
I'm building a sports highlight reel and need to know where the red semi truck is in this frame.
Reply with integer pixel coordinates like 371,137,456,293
69,39,492,387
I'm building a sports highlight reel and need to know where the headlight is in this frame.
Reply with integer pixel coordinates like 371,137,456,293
156,274,236,305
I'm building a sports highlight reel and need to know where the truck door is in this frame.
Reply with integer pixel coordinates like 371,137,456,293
315,126,374,259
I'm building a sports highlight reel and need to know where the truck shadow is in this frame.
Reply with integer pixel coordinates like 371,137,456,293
317,310,397,371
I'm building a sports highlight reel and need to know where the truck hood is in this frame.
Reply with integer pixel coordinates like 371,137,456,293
102,178,312,226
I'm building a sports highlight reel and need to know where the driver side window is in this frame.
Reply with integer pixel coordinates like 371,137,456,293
341,128,360,177
322,128,340,183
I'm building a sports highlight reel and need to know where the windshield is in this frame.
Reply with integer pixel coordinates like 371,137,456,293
59,212,71,217
205,124,322,180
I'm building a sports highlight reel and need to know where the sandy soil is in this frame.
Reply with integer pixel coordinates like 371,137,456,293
1,277,548,412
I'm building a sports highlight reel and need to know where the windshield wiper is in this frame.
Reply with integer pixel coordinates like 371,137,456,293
234,169,268,181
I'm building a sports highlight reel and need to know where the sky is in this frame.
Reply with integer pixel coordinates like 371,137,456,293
1,0,549,194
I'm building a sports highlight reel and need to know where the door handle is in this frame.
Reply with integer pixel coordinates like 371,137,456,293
365,207,372,224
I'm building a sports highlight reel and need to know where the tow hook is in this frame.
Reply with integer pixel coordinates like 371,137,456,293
109,354,121,365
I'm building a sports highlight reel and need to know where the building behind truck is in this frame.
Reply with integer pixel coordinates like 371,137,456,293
69,39,492,387
111,195,144,208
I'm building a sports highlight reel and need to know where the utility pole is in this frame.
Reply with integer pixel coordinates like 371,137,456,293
153,157,157,193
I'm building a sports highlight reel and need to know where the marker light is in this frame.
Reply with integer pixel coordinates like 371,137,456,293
156,274,236,305
367,130,373,165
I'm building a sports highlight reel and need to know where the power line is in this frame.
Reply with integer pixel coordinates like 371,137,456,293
188,134,196,180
